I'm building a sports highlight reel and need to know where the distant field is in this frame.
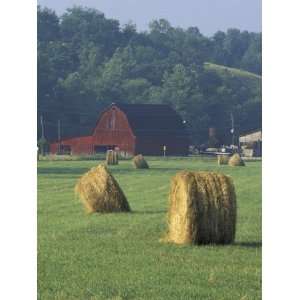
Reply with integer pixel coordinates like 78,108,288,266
204,62,262,99
204,62,261,80
38,157,261,300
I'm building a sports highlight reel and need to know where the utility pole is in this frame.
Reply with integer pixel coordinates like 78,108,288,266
40,115,45,139
40,115,45,156
230,112,235,147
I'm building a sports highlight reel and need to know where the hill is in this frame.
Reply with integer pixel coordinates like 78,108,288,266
204,62,261,99
37,6,262,145
204,62,261,80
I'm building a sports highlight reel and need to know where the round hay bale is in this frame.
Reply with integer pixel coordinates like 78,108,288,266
75,164,130,213
163,171,236,245
106,150,118,165
113,150,118,164
217,154,229,165
132,154,149,169
228,153,245,166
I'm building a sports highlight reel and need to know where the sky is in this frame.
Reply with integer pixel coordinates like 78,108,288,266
38,0,261,36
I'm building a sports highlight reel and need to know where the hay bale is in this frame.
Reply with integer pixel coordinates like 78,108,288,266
217,154,229,165
106,150,118,165
163,171,236,245
106,150,113,165
132,154,149,169
75,164,130,213
112,150,118,164
228,153,245,166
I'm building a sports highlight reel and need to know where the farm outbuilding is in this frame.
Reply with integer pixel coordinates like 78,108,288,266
239,130,262,144
239,129,262,157
50,103,189,156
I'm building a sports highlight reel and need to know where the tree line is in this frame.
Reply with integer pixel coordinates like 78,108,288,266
38,6,261,145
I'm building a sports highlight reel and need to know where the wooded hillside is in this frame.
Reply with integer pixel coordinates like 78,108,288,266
38,6,261,145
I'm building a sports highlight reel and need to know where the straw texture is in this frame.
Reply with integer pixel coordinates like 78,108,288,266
163,171,237,245
217,155,229,165
75,164,130,213
228,153,245,166
106,150,119,165
132,154,149,169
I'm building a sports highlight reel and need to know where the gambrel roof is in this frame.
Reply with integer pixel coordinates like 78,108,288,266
115,103,187,137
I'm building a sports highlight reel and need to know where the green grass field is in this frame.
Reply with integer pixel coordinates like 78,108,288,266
204,62,262,80
38,157,261,300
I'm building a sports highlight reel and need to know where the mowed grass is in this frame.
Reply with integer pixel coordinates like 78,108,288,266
38,157,261,300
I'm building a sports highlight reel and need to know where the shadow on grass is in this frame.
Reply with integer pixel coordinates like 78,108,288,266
37,166,184,176
131,210,167,215
234,241,262,248
37,167,139,175
191,241,262,248
37,167,90,175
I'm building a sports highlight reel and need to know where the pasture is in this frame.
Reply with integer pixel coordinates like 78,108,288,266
38,157,261,300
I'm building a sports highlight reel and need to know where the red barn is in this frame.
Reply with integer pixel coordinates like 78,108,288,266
50,103,189,156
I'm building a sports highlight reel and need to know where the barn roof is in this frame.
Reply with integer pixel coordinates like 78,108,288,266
115,103,187,137
48,103,188,142
239,129,262,143
239,128,262,137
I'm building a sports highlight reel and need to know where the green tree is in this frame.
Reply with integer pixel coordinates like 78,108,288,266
37,5,261,144
37,6,60,42
60,7,121,57
241,33,262,74
158,64,194,114
96,47,136,101
122,78,152,103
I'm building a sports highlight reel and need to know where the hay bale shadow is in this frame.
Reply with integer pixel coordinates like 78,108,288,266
234,241,262,248
131,210,167,215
